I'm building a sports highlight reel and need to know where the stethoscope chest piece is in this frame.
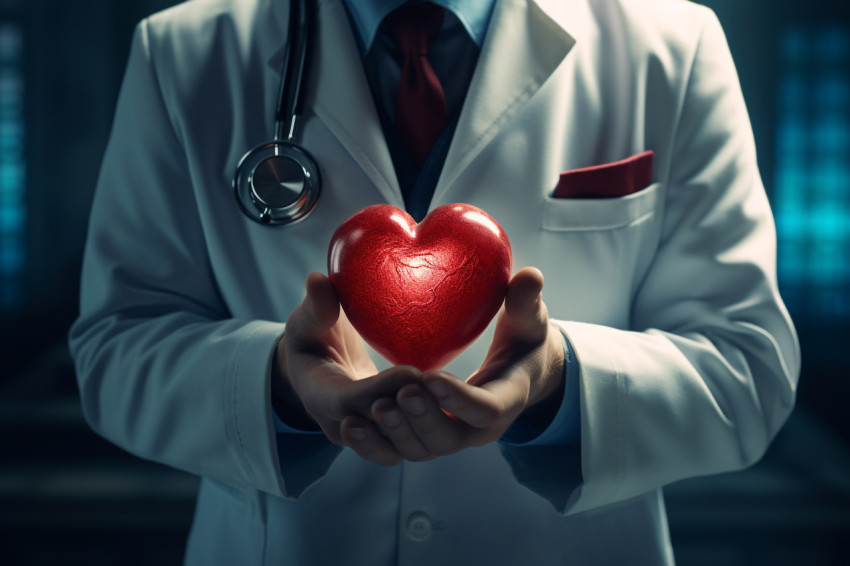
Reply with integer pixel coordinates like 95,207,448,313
233,0,318,226
234,140,320,225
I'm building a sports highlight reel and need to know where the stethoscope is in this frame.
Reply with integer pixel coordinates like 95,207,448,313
233,0,320,225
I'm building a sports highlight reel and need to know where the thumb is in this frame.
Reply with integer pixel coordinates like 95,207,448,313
502,267,548,342
294,271,341,337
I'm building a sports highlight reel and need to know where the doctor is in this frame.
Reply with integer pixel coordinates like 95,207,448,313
69,0,800,564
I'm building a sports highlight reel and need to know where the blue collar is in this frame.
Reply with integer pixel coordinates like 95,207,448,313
342,0,497,54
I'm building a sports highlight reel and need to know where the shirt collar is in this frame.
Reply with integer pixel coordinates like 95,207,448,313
342,0,497,54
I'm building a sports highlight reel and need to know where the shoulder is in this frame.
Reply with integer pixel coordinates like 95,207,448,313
570,0,728,99
136,0,284,63
612,0,711,25
127,0,288,98
596,0,716,62
122,0,288,143
144,0,265,40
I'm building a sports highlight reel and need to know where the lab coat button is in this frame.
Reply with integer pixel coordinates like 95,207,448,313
406,512,432,541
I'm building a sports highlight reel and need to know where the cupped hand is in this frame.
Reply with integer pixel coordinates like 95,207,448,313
365,267,566,461
273,272,422,465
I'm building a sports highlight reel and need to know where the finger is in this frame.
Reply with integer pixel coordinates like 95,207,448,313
299,271,341,336
277,274,342,423
337,365,423,417
340,415,403,467
397,384,465,455
422,371,526,429
291,364,424,447
503,267,548,341
371,398,433,462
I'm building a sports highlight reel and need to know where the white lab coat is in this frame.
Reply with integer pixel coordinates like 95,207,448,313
69,0,800,564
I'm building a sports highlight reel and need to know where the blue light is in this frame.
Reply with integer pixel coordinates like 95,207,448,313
811,157,849,200
781,28,808,65
0,205,24,232
777,243,805,285
776,118,808,156
0,24,25,311
816,26,850,64
0,239,23,272
778,75,806,111
774,26,850,319
776,210,808,241
814,74,850,112
774,169,808,206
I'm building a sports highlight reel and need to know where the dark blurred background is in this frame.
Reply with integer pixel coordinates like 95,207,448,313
1,0,849,564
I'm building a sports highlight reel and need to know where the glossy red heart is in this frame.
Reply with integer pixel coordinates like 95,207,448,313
328,204,512,371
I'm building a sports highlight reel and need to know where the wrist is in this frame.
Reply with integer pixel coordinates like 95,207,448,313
522,324,566,428
531,324,566,404
271,335,319,431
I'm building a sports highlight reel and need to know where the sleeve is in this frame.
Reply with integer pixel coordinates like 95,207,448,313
68,20,340,499
502,10,800,514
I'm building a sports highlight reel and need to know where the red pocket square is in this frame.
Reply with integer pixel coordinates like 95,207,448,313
554,150,654,198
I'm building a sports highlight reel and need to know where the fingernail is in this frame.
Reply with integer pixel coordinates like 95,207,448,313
347,427,366,441
401,396,426,416
428,381,449,399
381,410,402,428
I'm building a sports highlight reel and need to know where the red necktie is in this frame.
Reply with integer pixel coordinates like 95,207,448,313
384,2,447,169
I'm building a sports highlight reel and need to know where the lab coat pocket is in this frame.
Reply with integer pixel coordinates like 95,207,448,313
537,182,664,327
542,182,662,232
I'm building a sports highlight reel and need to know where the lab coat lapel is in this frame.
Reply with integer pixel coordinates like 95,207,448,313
267,0,403,207
434,0,576,204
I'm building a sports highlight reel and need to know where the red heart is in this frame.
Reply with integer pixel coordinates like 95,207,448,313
328,204,512,371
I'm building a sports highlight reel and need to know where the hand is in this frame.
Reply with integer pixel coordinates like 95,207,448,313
272,272,422,465
357,267,565,462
